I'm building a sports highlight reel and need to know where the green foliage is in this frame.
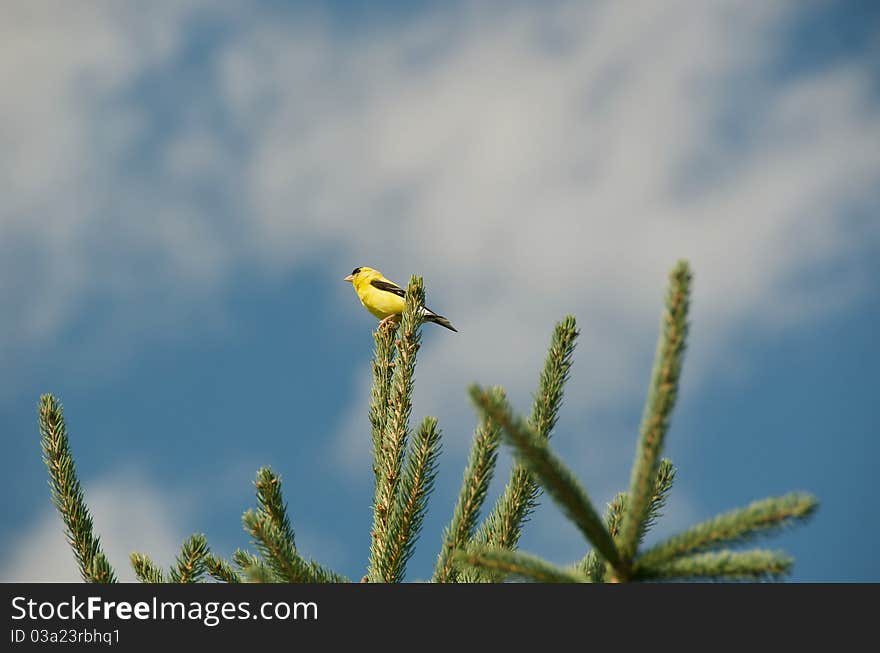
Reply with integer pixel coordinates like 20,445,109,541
642,458,677,541
253,467,296,551
38,395,116,583
453,261,816,583
243,507,347,582
242,468,348,583
232,549,274,583
37,261,817,583
368,276,426,582
168,534,210,583
634,493,818,570
469,386,621,571
453,546,588,583
434,390,504,583
130,553,165,583
579,493,626,582
635,550,793,581
206,554,241,583
474,317,579,552
618,261,691,568
379,417,442,582
369,320,398,481
580,459,676,582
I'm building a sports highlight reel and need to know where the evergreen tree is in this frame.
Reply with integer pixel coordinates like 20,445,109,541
37,263,817,582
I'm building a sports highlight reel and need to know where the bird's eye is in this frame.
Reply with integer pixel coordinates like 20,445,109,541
352,267,361,275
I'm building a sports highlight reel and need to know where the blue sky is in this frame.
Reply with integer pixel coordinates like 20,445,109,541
1,0,878,582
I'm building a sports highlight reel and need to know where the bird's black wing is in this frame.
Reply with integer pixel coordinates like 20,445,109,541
370,279,406,298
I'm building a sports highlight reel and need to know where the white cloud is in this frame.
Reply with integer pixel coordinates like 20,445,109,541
1,474,186,582
211,1,875,470
1,0,878,519
0,2,178,329
0,0,235,387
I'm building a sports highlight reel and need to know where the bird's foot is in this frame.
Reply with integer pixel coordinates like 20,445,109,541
377,315,400,330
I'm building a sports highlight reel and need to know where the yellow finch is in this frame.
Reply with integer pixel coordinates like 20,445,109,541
344,266,457,332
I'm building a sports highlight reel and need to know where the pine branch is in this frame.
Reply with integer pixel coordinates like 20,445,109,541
380,416,442,582
242,565,278,583
470,386,621,572
635,549,793,581
475,316,579,552
580,459,676,582
243,510,297,580
453,546,588,583
634,493,818,569
580,552,600,582
641,458,676,542
253,467,296,552
243,466,299,581
239,556,278,583
434,390,504,583
368,276,425,582
580,492,627,582
369,321,398,481
168,534,210,583
232,548,260,570
243,510,348,583
206,555,241,583
242,467,345,582
618,261,691,573
38,394,116,583
232,549,277,583
130,553,165,583
605,492,629,542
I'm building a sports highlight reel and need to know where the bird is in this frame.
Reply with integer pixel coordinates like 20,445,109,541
343,266,458,332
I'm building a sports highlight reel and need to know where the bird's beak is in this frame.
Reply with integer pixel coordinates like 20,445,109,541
343,274,354,283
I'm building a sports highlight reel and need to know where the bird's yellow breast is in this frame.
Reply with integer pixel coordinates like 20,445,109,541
354,277,406,319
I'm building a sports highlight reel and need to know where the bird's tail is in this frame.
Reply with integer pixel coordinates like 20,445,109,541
422,307,458,332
